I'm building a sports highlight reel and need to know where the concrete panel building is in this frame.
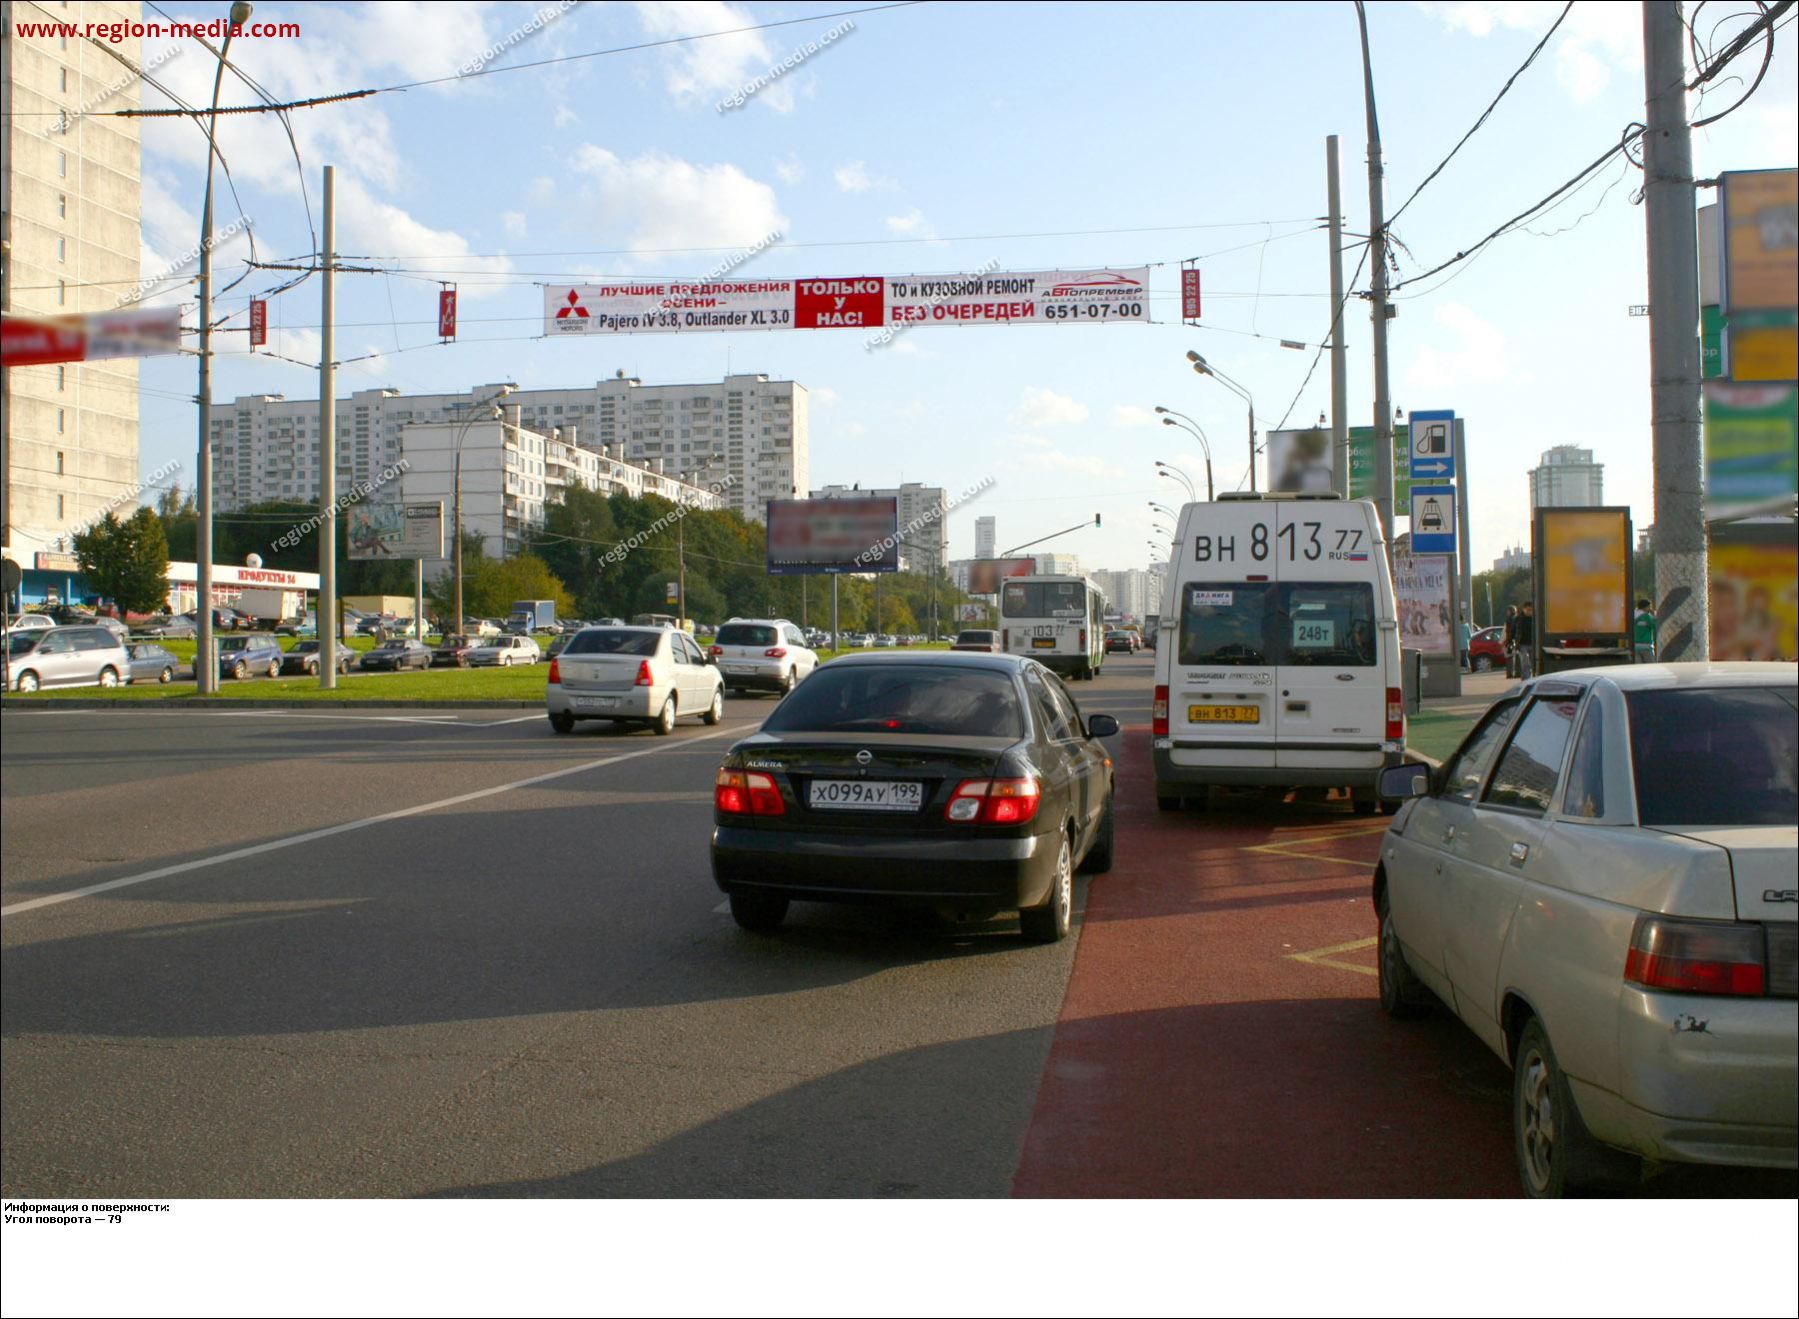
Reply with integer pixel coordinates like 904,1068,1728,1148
1529,445,1604,509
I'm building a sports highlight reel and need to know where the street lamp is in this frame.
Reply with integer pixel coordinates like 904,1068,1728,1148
1155,460,1196,501
1148,500,1179,520
194,0,254,694
1186,351,1257,493
451,386,512,637
1159,415,1215,500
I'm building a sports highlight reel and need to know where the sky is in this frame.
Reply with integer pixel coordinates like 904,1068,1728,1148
122,0,1799,578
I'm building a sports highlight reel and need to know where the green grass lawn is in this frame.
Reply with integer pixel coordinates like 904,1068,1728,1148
1406,709,1477,762
25,663,550,702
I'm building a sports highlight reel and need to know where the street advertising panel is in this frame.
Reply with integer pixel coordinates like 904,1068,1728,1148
0,306,182,367
965,557,1038,595
1704,381,1798,518
1267,427,1334,493
1533,507,1633,671
1347,424,1412,507
766,497,899,575
1709,522,1798,662
346,502,444,560
1393,554,1454,655
544,269,1151,336
1720,168,1798,313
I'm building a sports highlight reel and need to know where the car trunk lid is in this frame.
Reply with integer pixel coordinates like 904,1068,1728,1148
729,732,1015,834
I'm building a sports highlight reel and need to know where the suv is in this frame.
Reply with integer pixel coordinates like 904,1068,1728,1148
218,633,284,680
5,624,131,692
708,618,817,696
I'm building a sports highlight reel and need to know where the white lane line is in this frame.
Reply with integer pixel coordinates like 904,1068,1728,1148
1,726,738,918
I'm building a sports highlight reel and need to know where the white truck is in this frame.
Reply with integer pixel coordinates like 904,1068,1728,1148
234,588,306,626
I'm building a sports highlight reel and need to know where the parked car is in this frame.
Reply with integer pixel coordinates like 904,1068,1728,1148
707,618,817,697
6,613,57,633
359,638,432,672
1469,625,1506,672
217,633,284,680
1374,662,1798,1197
547,625,724,735
5,624,132,692
545,633,578,661
433,635,479,668
279,640,353,677
467,634,541,667
952,630,1002,654
125,642,179,685
710,651,1119,939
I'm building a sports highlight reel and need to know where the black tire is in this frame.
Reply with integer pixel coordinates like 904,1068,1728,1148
306,662,319,677
1474,655,1495,672
1377,897,1434,1020
653,696,676,736
781,668,797,696
548,711,575,734
1079,791,1115,875
268,661,281,679
702,687,724,725
1353,796,1378,816
159,667,173,684
729,890,788,932
16,670,41,693
1513,1016,1639,1198
1156,795,1183,813
1020,836,1074,943
232,660,247,681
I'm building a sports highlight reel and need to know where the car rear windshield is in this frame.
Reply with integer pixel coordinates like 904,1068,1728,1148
762,664,1024,738
562,629,660,657
716,624,777,647
1002,581,1085,618
1627,687,1798,826
956,631,996,644
1178,581,1377,668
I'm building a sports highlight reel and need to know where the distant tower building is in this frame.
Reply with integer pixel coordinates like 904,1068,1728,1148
974,515,996,560
1529,445,1604,508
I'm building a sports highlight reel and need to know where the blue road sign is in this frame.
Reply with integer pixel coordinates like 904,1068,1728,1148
1408,409,1457,483
1410,484,1458,554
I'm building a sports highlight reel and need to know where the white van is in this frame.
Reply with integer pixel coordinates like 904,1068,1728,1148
1151,494,1404,813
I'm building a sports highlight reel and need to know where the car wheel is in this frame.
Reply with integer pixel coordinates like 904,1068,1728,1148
233,660,247,681
1513,1016,1639,1198
160,667,173,684
653,696,676,736
16,670,41,693
1474,655,1495,672
781,668,797,696
98,667,120,689
268,661,281,679
729,890,789,933
1377,897,1434,1020
702,687,724,725
1352,795,1378,816
549,711,575,734
1019,836,1074,943
1079,791,1115,875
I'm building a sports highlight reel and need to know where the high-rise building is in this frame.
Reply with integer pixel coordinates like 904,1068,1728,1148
1492,544,1530,572
2,4,144,556
974,515,996,560
205,373,807,524
1035,552,1082,576
1091,567,1163,621
1529,445,1604,509
811,482,948,575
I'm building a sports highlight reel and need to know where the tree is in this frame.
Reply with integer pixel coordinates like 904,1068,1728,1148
459,552,574,620
72,507,170,618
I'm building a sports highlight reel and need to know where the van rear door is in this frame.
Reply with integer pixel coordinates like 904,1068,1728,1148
1271,503,1387,773
1167,578,1278,772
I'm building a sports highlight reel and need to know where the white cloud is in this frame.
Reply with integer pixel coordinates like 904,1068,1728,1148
334,175,517,300
569,145,788,257
774,153,807,184
1402,302,1510,393
885,208,937,239
1042,451,1127,479
634,1,790,111
1112,404,1159,427
840,421,868,438
554,104,580,129
1011,387,1089,427
529,176,558,206
833,160,896,193
889,338,938,359
811,386,840,406
1421,1,1640,104
1010,433,1054,449
502,211,528,240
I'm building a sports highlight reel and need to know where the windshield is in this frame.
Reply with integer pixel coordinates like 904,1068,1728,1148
1002,581,1085,619
1627,687,1798,826
220,638,248,652
563,629,660,657
763,664,1024,738
1178,582,1376,668
717,624,777,647
956,631,995,644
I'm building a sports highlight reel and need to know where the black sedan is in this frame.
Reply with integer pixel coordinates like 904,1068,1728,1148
279,640,354,677
358,639,432,672
710,652,1117,941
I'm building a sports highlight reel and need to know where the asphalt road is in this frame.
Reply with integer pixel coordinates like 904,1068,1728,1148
3,655,1790,1199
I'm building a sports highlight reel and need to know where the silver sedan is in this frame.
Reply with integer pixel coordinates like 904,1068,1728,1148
1375,662,1797,1196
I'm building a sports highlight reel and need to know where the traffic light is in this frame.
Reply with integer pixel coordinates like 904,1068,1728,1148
1094,513,1102,528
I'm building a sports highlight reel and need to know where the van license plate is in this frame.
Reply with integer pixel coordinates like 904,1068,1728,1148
1190,704,1259,724
1031,638,1056,649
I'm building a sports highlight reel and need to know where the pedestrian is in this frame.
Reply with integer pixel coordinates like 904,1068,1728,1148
1633,597,1656,663
1458,613,1472,672
1502,605,1520,678
1516,602,1536,680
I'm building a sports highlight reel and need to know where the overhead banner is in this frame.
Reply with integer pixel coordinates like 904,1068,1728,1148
1,307,182,367
544,269,1151,336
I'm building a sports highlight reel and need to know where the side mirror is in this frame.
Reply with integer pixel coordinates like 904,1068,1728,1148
1087,714,1121,738
1379,763,1432,801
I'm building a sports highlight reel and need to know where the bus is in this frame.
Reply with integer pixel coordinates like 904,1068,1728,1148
999,574,1108,680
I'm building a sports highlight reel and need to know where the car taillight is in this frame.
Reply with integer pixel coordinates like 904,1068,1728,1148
1625,916,1767,997
1079,629,1086,650
547,658,560,684
635,660,654,687
1153,685,1169,737
1386,687,1404,741
715,769,749,815
709,645,723,659
946,777,1041,825
765,647,787,659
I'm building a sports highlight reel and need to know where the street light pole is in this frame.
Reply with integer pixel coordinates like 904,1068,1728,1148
1156,462,1196,501
1158,413,1215,499
450,389,511,638
1186,354,1256,492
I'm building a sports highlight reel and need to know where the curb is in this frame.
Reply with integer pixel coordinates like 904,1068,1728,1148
2,698,544,711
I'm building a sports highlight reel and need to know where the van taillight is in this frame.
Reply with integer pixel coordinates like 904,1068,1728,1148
1625,916,1767,997
1386,687,1404,741
1079,629,1086,650
547,658,560,684
635,660,655,687
1153,685,1169,736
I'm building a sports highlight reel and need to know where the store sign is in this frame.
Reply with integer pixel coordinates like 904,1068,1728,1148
1721,169,1798,313
34,551,81,572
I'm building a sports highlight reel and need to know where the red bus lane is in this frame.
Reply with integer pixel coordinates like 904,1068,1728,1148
1014,727,1518,1198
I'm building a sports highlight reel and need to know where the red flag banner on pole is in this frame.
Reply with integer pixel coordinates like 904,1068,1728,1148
249,299,267,348
439,288,457,339
1181,268,1202,320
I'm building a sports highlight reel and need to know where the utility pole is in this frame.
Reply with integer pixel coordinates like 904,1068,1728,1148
318,165,338,689
1642,0,1708,660
1356,3,1396,544
1327,134,1350,497
831,574,839,651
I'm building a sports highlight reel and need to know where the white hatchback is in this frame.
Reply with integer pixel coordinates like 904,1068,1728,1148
547,625,724,735
706,618,816,697
467,634,540,667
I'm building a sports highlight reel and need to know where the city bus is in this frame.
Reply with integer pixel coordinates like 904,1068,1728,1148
999,574,1108,680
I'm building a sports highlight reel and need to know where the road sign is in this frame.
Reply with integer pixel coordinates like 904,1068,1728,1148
1408,410,1457,482
1409,484,1458,554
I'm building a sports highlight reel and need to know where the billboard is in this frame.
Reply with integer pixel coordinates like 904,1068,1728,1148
965,557,1037,595
345,502,444,560
1266,427,1334,493
1,307,182,367
545,268,1151,336
1347,424,1412,507
765,497,899,575
1709,523,1798,662
1535,507,1632,638
1704,381,1798,517
1393,554,1454,655
1720,169,1798,313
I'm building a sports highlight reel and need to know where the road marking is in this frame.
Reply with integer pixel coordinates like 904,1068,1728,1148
0,726,739,918
1244,821,1388,867
1287,936,1379,977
